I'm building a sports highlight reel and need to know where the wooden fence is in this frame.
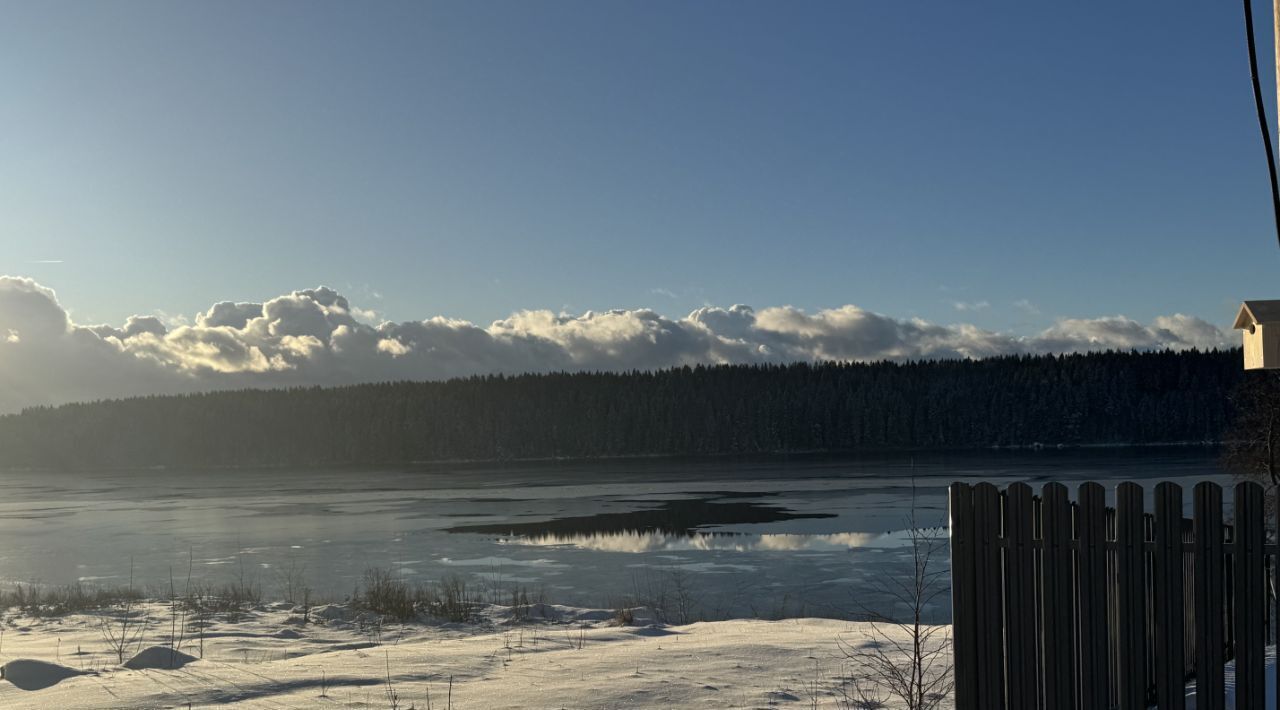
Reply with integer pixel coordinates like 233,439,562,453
950,480,1277,710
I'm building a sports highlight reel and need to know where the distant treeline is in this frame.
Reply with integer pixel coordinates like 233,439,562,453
0,349,1245,469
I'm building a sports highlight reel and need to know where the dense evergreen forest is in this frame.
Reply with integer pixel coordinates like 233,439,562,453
0,349,1245,469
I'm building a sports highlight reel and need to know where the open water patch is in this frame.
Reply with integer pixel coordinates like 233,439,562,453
443,497,835,537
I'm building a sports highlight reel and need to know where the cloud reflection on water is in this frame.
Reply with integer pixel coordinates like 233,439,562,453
497,530,911,553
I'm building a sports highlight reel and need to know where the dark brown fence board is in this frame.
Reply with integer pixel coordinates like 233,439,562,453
1183,519,1195,684
1076,481,1109,710
949,482,978,709
1234,481,1266,708
1116,481,1147,710
1108,506,1120,710
1003,482,1038,709
1033,494,1045,708
1193,481,1224,710
973,482,1006,709
1040,482,1075,710
1153,481,1185,710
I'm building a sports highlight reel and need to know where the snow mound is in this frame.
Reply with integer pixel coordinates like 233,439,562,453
496,603,563,622
612,607,660,626
629,625,679,637
1,659,87,690
572,609,614,622
311,604,351,621
123,646,199,670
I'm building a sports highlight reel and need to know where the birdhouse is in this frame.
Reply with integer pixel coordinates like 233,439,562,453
1233,300,1280,369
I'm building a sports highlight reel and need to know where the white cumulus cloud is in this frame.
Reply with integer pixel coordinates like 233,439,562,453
0,276,1235,413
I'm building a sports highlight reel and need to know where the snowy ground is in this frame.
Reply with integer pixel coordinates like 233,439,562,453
0,601,944,709
1185,647,1277,709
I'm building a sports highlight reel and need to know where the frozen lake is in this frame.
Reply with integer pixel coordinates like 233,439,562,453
0,449,1230,620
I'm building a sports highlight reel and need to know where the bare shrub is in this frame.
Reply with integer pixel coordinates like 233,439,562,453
276,558,311,605
425,573,479,622
99,563,146,664
183,589,210,658
609,567,704,624
509,585,532,622
361,568,416,620
1,581,142,617
612,607,635,626
355,568,480,623
832,668,891,710
665,568,698,624
190,580,263,614
383,650,402,710
839,487,953,710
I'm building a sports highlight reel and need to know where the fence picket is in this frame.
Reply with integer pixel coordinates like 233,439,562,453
948,482,978,709
973,482,1006,709
1003,482,1038,709
1193,482,1225,710
1077,482,1109,710
1041,482,1076,710
1153,482,1185,709
1234,481,1266,707
1116,481,1147,710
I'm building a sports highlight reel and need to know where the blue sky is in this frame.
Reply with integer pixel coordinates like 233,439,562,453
0,0,1274,334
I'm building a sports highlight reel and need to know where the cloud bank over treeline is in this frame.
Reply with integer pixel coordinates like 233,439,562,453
0,276,1231,413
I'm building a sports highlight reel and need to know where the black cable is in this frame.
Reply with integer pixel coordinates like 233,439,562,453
1242,0,1280,250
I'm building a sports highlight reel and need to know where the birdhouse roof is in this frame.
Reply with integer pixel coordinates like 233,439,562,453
1234,300,1280,329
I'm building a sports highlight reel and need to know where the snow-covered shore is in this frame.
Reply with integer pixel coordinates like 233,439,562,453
0,601,946,709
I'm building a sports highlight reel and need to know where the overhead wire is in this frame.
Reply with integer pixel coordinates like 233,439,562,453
1241,0,1280,250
